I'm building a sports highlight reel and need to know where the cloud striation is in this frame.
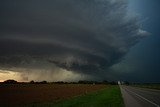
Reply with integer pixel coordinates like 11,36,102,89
0,0,148,81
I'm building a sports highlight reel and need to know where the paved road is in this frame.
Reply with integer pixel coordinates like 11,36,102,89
120,85,160,107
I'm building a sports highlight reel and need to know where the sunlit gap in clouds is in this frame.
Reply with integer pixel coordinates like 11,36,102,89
0,70,24,82
0,69,90,82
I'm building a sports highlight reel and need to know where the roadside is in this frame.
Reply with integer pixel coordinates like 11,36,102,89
120,85,160,107
132,84,160,90
120,85,142,107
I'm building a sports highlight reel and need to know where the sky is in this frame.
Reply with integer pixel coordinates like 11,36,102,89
0,0,159,82
111,0,160,82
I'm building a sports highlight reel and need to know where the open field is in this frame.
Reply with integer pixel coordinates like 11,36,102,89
132,83,160,90
26,85,124,107
0,84,110,107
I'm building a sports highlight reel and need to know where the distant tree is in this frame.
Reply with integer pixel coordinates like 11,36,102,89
110,81,117,85
30,80,35,84
4,79,18,84
39,81,47,84
102,80,109,84
55,81,64,84
78,80,100,84
78,80,88,84
124,81,129,85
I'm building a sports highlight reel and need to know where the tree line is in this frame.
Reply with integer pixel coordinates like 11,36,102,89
2,79,118,85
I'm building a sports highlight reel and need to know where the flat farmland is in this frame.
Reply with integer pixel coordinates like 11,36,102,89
132,84,160,90
0,84,107,107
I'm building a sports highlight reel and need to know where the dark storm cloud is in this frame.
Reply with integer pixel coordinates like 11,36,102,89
0,0,148,79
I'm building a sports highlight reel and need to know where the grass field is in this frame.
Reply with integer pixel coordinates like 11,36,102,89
25,85,124,107
0,84,124,107
0,84,107,107
132,84,160,90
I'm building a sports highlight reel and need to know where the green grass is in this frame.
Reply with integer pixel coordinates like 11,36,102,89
25,85,124,107
133,84,160,90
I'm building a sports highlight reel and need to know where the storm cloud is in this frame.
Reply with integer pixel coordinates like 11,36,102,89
0,0,148,81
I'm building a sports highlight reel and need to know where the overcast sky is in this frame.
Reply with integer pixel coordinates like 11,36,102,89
0,0,159,82
112,0,160,82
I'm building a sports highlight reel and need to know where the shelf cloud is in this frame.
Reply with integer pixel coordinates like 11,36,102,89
0,0,148,81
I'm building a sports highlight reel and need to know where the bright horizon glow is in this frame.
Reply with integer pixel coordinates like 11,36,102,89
0,69,90,82
0,70,25,82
